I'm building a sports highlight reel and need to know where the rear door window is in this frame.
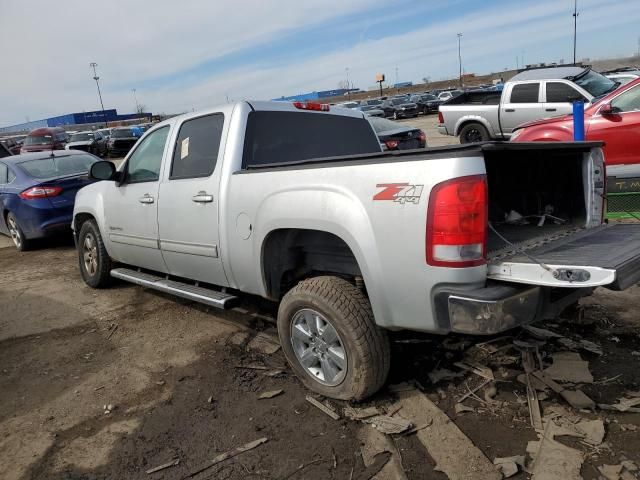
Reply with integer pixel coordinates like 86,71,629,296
509,83,540,103
242,111,380,168
546,82,585,102
170,114,224,179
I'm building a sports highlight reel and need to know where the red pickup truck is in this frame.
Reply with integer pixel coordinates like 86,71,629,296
511,77,640,167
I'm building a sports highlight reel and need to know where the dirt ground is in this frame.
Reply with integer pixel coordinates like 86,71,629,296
1,229,639,479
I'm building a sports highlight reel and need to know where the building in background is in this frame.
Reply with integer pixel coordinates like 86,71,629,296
272,88,358,102
0,109,152,134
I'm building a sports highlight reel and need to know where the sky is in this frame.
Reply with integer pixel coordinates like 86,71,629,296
1,0,640,127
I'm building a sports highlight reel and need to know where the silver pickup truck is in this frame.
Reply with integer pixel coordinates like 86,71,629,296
438,66,618,143
73,100,640,400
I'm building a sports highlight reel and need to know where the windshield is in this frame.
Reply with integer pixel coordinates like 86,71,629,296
422,94,437,100
70,133,94,142
391,98,405,105
25,135,53,145
360,105,378,111
18,154,96,179
574,70,618,98
111,129,134,138
369,117,406,133
364,99,382,106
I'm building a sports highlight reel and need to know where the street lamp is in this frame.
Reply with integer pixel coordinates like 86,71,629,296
345,67,351,100
132,88,140,114
89,62,107,128
457,33,463,88
572,0,579,64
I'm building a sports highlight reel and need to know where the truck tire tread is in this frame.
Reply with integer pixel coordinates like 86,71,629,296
78,219,113,288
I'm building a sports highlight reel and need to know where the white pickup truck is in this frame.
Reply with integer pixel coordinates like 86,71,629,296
438,66,619,143
73,100,640,400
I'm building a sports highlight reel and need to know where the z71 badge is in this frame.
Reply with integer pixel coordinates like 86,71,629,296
373,183,424,204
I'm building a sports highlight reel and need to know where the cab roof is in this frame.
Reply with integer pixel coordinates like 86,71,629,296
510,66,588,82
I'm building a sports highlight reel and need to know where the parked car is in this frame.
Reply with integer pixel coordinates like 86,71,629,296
1,137,21,155
359,105,385,117
0,150,99,250
381,97,419,119
409,93,443,114
73,100,640,401
0,142,11,158
369,117,426,150
438,66,619,143
360,99,384,107
437,90,462,102
97,128,113,140
335,101,360,109
66,131,108,156
602,67,640,86
107,127,141,157
20,127,68,154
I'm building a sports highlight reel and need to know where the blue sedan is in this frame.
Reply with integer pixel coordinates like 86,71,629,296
0,150,99,250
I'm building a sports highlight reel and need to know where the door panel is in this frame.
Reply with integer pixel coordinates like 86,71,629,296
500,82,545,133
103,126,170,272
157,113,229,287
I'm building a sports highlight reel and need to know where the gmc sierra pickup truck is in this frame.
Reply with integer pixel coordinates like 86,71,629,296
438,66,618,143
73,100,640,400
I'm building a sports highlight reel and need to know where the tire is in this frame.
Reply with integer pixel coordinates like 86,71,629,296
459,122,490,144
277,276,390,401
78,219,112,288
6,212,30,252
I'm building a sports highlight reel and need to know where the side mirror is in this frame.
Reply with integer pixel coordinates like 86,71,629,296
600,102,615,115
90,160,116,181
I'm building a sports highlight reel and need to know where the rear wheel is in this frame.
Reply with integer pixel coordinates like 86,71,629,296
6,213,30,251
278,276,390,401
393,111,399,120
78,219,112,288
459,122,490,143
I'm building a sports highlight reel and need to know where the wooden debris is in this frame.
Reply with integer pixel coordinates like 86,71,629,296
558,337,603,356
532,371,595,409
457,378,492,403
454,361,494,380
522,350,543,430
363,415,413,435
455,403,475,415
543,352,593,384
343,405,382,420
258,389,283,399
186,437,268,478
246,332,281,355
598,396,640,412
106,324,119,340
262,369,285,377
146,458,179,474
528,422,584,480
523,325,563,339
357,425,407,480
94,385,105,391
234,364,268,370
306,396,340,420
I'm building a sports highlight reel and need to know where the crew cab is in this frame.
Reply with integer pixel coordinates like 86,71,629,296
438,66,618,143
73,100,640,401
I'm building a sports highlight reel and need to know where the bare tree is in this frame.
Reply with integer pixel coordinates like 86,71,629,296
136,104,147,115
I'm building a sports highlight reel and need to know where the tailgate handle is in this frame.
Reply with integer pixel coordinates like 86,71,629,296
552,268,591,283
192,191,214,203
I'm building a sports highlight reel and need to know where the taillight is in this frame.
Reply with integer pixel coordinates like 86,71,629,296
418,130,427,142
438,111,444,124
385,139,399,150
19,186,63,200
293,101,330,111
426,175,487,267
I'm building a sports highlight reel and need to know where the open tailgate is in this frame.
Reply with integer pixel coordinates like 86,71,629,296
488,224,640,290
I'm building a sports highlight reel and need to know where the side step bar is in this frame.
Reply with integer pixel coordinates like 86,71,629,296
110,267,239,309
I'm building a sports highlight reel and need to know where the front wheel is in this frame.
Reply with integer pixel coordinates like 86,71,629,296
459,122,490,143
78,219,112,288
277,276,390,401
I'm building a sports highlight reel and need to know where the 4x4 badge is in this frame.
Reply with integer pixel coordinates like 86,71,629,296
373,183,424,204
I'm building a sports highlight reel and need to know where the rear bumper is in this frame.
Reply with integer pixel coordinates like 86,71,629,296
13,201,73,239
435,283,592,335
437,124,449,135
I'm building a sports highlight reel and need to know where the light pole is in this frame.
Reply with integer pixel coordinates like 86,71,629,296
457,33,463,88
345,67,351,100
132,88,140,114
89,62,107,127
572,0,579,64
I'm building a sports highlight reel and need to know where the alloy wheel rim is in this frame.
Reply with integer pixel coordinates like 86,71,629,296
466,128,482,143
83,233,99,276
290,308,347,386
7,217,21,248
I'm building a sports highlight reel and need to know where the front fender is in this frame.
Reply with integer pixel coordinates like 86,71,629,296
72,183,110,251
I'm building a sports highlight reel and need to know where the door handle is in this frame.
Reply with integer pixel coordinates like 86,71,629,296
192,191,214,203
138,194,154,204
545,108,557,112
505,108,516,112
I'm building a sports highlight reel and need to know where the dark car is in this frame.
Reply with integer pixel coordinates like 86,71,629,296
20,127,68,154
0,150,99,250
0,137,21,155
368,117,426,151
107,127,142,157
409,94,443,114
66,131,108,156
381,98,419,119
0,142,11,158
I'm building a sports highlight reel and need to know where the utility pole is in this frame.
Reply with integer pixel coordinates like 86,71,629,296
345,67,351,100
457,33,463,88
572,0,579,64
395,66,399,92
89,62,107,127
132,88,140,115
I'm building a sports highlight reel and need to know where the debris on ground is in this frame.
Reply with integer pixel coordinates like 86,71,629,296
544,405,605,445
598,395,640,413
527,422,584,480
454,403,475,415
357,422,408,479
522,325,563,339
246,332,281,355
305,395,340,420
145,458,179,474
598,463,638,480
428,368,463,384
362,415,413,435
454,361,494,381
258,389,283,399
532,371,595,409
343,406,383,420
493,456,525,478
557,337,603,356
354,451,392,480
396,389,501,480
542,352,594,384
186,437,268,478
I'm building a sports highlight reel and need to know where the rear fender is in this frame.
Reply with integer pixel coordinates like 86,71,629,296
454,115,497,137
